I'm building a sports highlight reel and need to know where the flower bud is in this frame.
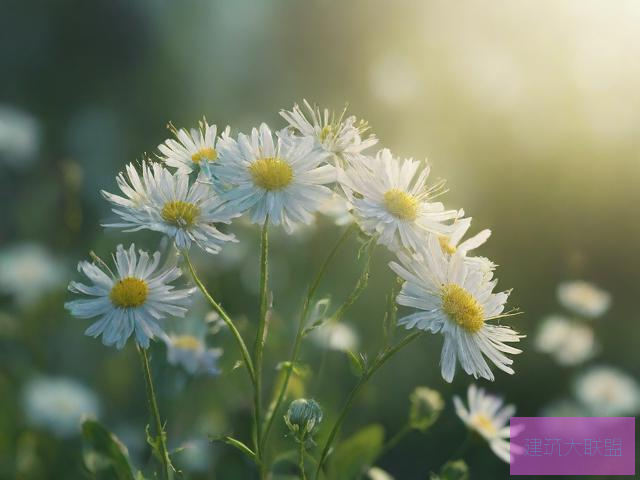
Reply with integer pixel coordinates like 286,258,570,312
409,386,444,432
431,459,469,480
284,398,323,441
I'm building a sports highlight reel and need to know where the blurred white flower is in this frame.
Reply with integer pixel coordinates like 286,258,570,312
367,466,395,480
280,100,377,161
539,399,589,418
0,244,66,306
557,281,611,318
574,365,640,416
102,162,237,254
158,119,227,175
319,192,353,226
163,333,222,376
0,106,41,168
391,235,522,383
535,315,596,366
23,376,100,438
175,438,212,473
65,244,195,349
310,322,359,352
339,149,462,252
454,384,522,463
212,123,335,233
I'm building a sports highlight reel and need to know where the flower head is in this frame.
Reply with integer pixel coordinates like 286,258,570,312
102,162,237,254
284,398,323,442
390,235,523,382
23,376,100,438
65,244,195,349
535,315,596,366
280,100,377,160
340,149,462,252
454,384,521,463
557,280,611,318
574,365,640,416
163,333,222,376
158,119,225,174
211,123,335,232
409,386,444,432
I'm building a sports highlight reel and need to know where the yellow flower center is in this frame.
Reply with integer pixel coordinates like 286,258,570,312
110,277,148,308
471,413,496,436
439,236,457,255
172,335,202,351
383,189,418,221
191,147,217,164
319,124,334,142
161,200,200,227
249,157,293,191
441,283,484,333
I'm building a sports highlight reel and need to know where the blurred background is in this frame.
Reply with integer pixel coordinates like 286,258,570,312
1,0,639,478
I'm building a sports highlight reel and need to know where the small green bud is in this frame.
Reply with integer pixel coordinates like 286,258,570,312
431,459,469,480
409,386,444,432
284,398,323,442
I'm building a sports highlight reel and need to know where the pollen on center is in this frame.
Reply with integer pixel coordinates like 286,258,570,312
110,277,148,308
249,157,293,191
383,188,418,221
161,200,200,227
441,283,484,333
191,147,217,164
173,335,203,351
439,236,457,255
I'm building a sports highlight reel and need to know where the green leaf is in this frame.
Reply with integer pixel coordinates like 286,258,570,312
346,350,366,377
82,418,135,480
329,424,385,480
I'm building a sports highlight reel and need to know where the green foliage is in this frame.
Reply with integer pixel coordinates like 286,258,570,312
329,424,385,480
430,459,470,480
270,450,320,480
81,419,138,480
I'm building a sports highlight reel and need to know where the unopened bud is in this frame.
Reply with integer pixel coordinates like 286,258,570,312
284,398,323,442
409,386,444,432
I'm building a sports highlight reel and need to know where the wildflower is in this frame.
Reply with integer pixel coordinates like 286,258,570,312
23,376,100,438
454,384,521,463
212,123,335,232
0,105,40,168
368,467,395,480
574,365,640,416
310,321,359,352
280,100,377,160
157,119,225,174
0,243,66,306
557,280,611,318
102,162,237,254
284,398,323,443
340,149,462,252
390,235,523,382
535,315,596,366
319,192,354,226
163,333,222,376
65,244,195,349
409,386,444,432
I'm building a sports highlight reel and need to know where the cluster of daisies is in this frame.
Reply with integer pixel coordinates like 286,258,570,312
66,99,523,384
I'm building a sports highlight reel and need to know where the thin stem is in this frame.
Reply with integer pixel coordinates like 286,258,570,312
314,331,423,479
262,224,356,449
137,346,173,480
299,440,308,480
254,219,270,472
183,251,255,382
380,423,412,456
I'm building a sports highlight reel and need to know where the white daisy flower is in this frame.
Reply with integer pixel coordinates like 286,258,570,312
390,235,523,382
319,192,354,226
310,321,360,352
574,365,640,416
279,99,377,160
101,162,237,254
557,280,611,319
65,244,195,349
0,243,66,306
339,149,462,252
23,376,100,438
157,119,225,174
535,314,596,366
454,384,522,463
212,123,335,233
0,105,41,168
163,333,222,376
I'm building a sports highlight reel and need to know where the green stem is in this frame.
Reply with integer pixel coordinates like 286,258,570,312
262,225,356,449
254,219,270,472
380,423,412,456
138,346,173,480
183,251,255,383
299,440,308,480
314,331,422,479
